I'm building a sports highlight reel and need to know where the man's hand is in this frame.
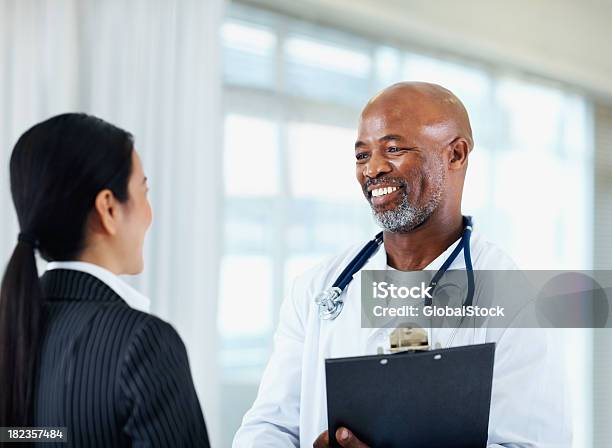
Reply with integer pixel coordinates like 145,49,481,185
313,428,370,448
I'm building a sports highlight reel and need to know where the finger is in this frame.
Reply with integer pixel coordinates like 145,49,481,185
313,430,330,448
336,427,369,448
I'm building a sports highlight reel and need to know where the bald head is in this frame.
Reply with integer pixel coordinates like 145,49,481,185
362,82,473,150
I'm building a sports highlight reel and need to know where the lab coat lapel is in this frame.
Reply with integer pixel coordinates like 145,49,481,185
358,243,390,342
335,241,388,347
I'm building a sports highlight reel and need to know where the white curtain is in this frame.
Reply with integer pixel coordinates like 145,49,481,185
0,1,224,444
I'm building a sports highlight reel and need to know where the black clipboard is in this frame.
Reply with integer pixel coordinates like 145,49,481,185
325,343,495,448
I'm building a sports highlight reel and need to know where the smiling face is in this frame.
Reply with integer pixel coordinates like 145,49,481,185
355,82,472,233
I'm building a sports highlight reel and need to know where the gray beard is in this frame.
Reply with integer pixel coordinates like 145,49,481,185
371,186,443,233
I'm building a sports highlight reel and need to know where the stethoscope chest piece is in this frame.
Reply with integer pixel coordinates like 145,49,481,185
315,287,343,320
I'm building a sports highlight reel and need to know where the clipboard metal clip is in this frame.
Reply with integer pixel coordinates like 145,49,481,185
388,327,430,353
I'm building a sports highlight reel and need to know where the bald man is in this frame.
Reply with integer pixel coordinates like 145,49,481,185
233,83,571,447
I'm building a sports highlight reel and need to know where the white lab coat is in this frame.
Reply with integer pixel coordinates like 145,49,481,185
233,231,572,447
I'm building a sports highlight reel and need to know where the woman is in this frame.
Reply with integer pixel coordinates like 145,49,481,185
0,113,210,447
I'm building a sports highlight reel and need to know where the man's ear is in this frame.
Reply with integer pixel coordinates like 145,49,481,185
93,189,119,236
448,137,471,171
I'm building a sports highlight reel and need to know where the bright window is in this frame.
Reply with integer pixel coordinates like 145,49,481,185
219,0,592,371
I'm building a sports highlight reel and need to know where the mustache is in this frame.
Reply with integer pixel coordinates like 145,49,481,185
363,177,407,194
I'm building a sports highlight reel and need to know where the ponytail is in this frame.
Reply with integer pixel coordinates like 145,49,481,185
0,237,44,425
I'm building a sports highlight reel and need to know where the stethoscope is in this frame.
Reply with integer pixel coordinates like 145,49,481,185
314,215,475,323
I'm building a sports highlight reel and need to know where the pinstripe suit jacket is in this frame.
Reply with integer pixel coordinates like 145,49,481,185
33,269,210,447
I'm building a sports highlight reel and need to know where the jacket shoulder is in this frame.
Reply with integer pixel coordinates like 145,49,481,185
63,301,181,354
103,304,181,344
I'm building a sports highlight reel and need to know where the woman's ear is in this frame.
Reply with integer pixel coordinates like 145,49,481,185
93,189,119,236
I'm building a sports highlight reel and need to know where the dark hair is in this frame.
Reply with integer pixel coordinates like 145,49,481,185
0,113,134,425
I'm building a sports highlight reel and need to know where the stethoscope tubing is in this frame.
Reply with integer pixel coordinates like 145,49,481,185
317,216,475,331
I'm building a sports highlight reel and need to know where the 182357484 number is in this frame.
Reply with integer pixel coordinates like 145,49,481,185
0,427,67,443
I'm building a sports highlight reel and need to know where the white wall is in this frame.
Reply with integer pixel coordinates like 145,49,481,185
239,0,612,101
